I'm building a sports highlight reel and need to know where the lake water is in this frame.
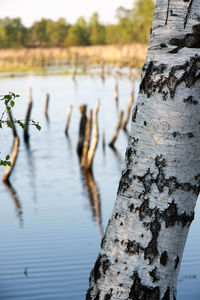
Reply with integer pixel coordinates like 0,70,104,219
0,73,199,299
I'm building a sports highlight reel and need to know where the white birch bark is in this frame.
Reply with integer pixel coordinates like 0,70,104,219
86,0,200,299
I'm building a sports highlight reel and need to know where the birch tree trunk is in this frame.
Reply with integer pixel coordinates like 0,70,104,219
86,1,200,299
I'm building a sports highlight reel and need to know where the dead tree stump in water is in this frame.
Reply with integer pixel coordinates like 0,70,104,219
24,87,33,143
109,110,124,148
86,100,100,170
65,105,73,136
2,112,20,184
81,109,93,168
121,86,135,131
44,93,50,121
77,105,87,158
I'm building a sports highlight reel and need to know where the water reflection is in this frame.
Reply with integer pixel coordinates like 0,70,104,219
80,168,103,237
24,143,37,203
3,181,23,227
109,145,124,171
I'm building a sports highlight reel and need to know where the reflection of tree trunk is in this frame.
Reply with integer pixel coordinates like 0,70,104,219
3,181,23,226
81,169,103,237
2,112,19,184
86,1,200,299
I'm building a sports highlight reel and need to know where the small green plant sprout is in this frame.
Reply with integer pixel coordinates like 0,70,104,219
0,92,41,167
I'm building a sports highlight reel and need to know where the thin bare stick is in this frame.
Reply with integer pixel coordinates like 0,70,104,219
109,110,124,148
24,87,33,143
121,87,134,130
102,130,105,153
44,93,50,120
65,105,73,136
81,109,93,167
86,100,100,170
114,80,119,106
2,112,20,183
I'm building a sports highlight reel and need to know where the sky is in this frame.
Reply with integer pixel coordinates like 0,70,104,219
0,0,133,26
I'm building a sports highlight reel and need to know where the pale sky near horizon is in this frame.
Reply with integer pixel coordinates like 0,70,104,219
0,0,133,26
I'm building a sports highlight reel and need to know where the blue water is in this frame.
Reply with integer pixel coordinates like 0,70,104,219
0,74,199,299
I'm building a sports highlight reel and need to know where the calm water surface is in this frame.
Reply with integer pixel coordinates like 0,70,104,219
0,74,199,299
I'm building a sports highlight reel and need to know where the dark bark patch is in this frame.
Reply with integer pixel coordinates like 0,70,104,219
140,56,200,99
184,0,194,29
183,96,198,105
104,289,113,300
132,105,138,123
92,254,102,283
160,43,167,48
129,271,160,300
175,255,179,269
137,154,200,197
125,239,143,255
162,287,170,300
117,168,133,194
129,203,134,212
102,255,111,274
144,215,161,264
149,267,160,282
160,251,168,266
86,287,93,300
138,198,153,220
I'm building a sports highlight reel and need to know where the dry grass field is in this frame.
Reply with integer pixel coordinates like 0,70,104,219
0,43,148,73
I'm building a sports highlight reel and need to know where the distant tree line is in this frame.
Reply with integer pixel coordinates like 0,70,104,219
0,0,154,48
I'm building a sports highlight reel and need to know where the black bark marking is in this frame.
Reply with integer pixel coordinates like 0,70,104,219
144,214,161,264
132,105,138,123
165,0,171,25
140,56,200,99
137,155,200,197
129,271,160,300
117,168,133,194
170,9,179,17
160,43,168,48
104,289,113,300
160,251,168,266
149,267,160,282
162,287,170,300
184,0,194,29
144,121,147,126
102,255,111,274
175,255,180,269
94,291,100,300
129,203,134,212
125,240,142,255
138,198,153,220
86,287,93,300
92,254,102,283
140,62,167,98
170,23,200,53
183,95,198,105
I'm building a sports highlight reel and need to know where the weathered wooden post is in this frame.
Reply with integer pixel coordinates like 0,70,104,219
65,105,73,136
24,87,33,143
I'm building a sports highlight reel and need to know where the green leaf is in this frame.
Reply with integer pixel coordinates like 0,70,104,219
4,95,12,101
6,120,13,128
11,101,15,107
6,154,10,160
7,161,11,166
